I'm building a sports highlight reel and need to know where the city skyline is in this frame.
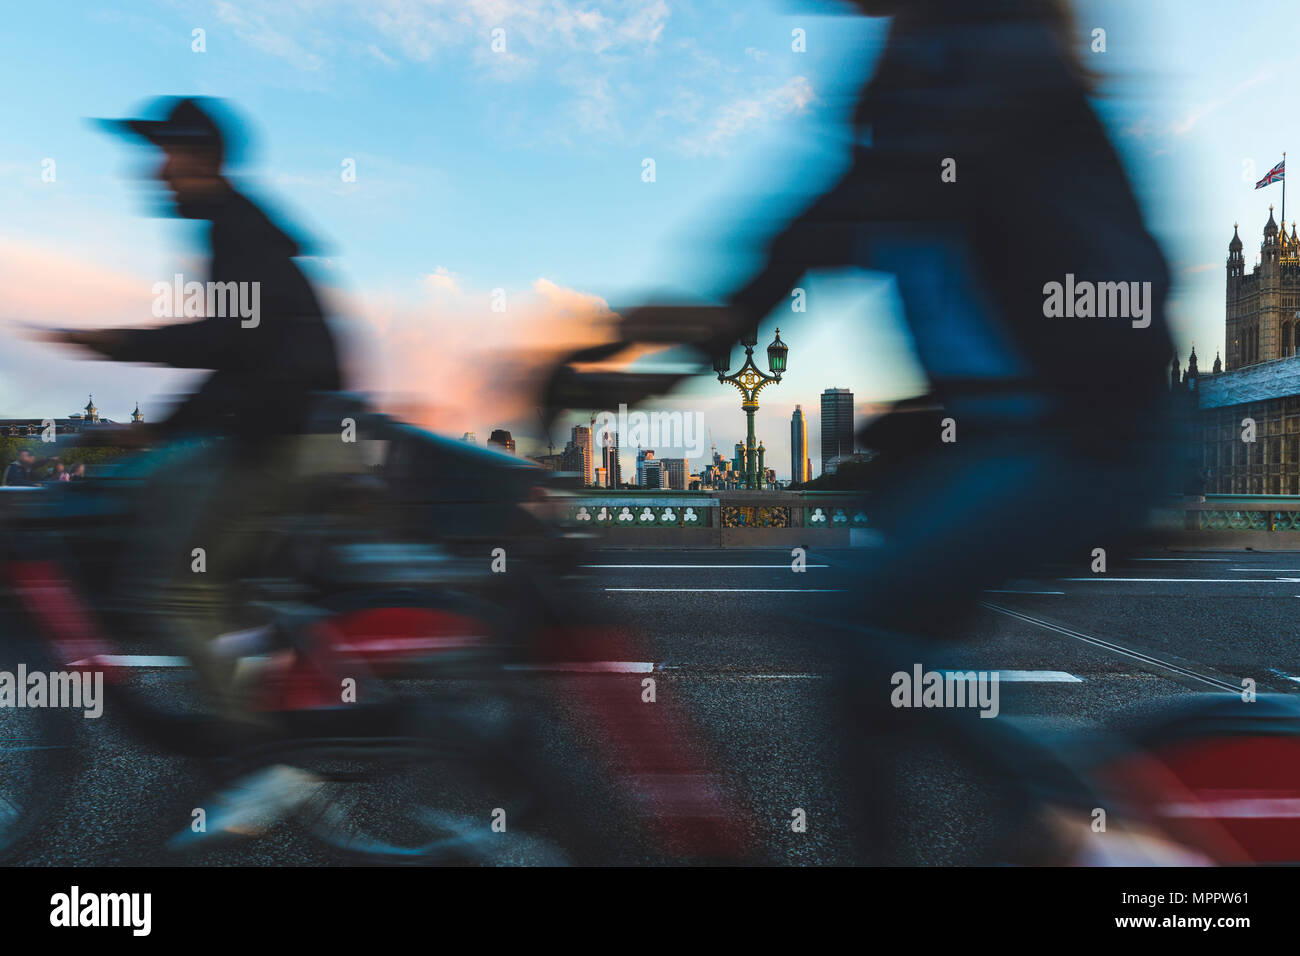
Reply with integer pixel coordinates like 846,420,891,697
479,381,872,483
3,1,1259,482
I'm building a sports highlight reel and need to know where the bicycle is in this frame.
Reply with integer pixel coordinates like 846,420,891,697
0,399,754,865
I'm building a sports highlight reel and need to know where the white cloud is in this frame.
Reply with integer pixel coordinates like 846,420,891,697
365,44,397,66
1125,60,1297,141
678,76,815,157
357,0,668,65
332,269,621,439
214,1,326,71
424,265,460,293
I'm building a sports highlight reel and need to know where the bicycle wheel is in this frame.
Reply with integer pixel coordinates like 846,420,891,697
291,696,572,865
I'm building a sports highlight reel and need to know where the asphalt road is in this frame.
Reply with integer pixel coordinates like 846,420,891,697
8,546,1299,865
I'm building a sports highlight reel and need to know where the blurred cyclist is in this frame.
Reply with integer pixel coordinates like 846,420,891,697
545,0,1175,861
38,96,343,842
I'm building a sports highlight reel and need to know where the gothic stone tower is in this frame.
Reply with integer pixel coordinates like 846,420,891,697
1226,206,1300,369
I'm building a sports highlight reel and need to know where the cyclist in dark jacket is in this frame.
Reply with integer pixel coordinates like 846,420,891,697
35,96,348,843
42,96,343,723
55,97,341,449
543,0,1176,862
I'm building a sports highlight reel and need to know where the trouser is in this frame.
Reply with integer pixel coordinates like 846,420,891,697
117,437,302,721
842,425,1168,633
801,420,1175,862
826,229,1177,858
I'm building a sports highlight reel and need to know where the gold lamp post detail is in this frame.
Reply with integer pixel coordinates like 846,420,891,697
714,328,789,489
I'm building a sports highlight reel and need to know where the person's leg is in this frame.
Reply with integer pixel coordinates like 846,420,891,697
852,428,1162,633
811,427,1165,862
177,441,306,719
122,439,301,722
826,216,1175,860
117,440,238,712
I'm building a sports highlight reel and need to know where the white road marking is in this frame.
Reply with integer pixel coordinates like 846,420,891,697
654,664,830,679
1159,798,1300,819
983,589,1065,595
981,603,1242,693
585,564,829,569
603,587,845,593
1131,558,1232,562
1059,578,1284,583
939,669,1082,682
73,656,662,674
506,661,655,673
70,655,189,668
57,656,1086,684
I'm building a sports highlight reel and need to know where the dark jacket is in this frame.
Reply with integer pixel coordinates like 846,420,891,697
102,187,342,445
729,3,1172,432
3,461,38,487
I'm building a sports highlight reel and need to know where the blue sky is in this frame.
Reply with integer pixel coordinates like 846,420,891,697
0,1,1292,479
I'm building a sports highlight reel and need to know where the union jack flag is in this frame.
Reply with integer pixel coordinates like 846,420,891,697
1256,159,1285,189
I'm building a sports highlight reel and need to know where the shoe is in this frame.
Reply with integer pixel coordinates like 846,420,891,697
167,763,324,851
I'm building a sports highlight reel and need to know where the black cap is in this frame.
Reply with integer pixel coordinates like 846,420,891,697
95,96,225,163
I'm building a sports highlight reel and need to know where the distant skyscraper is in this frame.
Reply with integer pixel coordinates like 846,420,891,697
461,431,477,443
601,428,622,488
659,457,688,490
790,405,809,484
560,426,593,482
820,388,854,476
636,447,654,486
641,459,665,488
487,428,515,453
733,441,744,474
570,424,593,485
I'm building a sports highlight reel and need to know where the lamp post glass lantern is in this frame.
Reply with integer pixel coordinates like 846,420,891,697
716,328,789,489
767,330,787,374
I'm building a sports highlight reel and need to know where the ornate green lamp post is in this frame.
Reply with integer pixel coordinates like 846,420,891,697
714,328,788,489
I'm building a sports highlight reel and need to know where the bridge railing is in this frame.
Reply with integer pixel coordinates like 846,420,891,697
556,491,1300,534
547,490,1300,548
1178,495,1300,532
549,490,871,530
541,490,874,549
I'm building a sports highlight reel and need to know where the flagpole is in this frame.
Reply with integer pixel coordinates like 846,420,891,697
1283,151,1287,227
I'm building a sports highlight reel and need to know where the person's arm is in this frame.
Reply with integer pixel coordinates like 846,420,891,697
540,149,884,426
61,318,236,370
712,152,880,355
